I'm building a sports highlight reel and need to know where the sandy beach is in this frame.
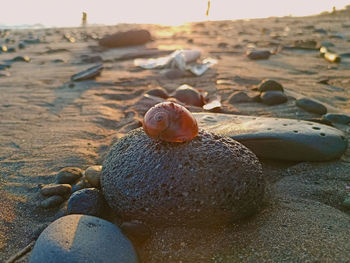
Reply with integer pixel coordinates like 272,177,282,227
1,8,350,262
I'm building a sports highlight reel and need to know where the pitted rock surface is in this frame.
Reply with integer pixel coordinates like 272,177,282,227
101,128,265,227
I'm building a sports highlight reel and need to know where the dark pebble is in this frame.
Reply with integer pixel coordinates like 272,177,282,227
99,29,151,48
260,91,288,105
56,167,83,184
323,113,350,124
121,221,151,244
41,184,72,196
258,79,284,92
40,195,64,209
228,91,252,104
145,87,169,99
11,56,31,62
246,50,271,60
0,64,11,70
67,188,106,217
296,98,327,115
7,47,16,52
18,42,26,49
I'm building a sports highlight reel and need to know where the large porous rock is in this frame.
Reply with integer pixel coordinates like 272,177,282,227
101,128,265,227
29,215,138,263
99,29,151,48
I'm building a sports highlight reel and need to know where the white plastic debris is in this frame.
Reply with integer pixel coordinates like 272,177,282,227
134,49,216,76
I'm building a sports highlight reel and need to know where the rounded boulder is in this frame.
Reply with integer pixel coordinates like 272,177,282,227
101,128,265,227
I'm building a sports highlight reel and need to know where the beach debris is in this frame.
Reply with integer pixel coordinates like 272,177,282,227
99,29,151,48
85,165,102,188
121,221,151,244
40,195,64,209
172,84,204,107
40,184,72,196
56,167,83,184
134,49,217,76
67,188,106,217
202,95,222,111
296,98,327,115
29,215,138,263
258,79,284,92
71,64,103,81
142,102,198,142
195,112,347,161
246,50,271,60
228,91,252,104
323,113,350,125
260,91,288,106
320,47,341,63
101,128,265,227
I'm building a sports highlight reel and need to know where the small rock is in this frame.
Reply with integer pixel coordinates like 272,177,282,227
343,196,350,209
323,113,350,124
71,64,103,81
173,84,204,107
11,56,31,62
41,184,72,196
70,178,91,194
18,42,26,49
67,188,106,217
260,91,288,106
40,195,64,209
99,29,151,48
258,79,284,92
121,221,151,244
228,91,252,104
246,50,271,60
296,98,327,115
29,215,138,263
7,47,16,52
0,64,11,70
56,167,83,184
52,59,65,63
85,165,102,188
314,28,327,34
145,88,169,99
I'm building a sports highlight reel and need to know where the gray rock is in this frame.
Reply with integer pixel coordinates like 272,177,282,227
101,129,265,227
296,98,327,115
246,50,271,60
41,184,72,196
258,79,284,92
194,113,347,161
29,215,138,263
56,167,83,184
228,91,251,104
40,195,64,209
85,165,102,188
260,91,288,105
323,113,350,124
67,188,106,217
99,29,151,48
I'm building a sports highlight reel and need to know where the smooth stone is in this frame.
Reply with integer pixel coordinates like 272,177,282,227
260,91,288,105
71,64,103,81
99,29,151,48
40,195,64,209
323,113,350,124
296,98,327,115
85,165,102,188
173,84,204,107
121,221,151,244
258,79,284,92
41,184,72,196
29,215,138,263
194,113,348,161
7,47,16,52
56,167,83,184
67,188,106,217
101,128,265,227
246,50,271,60
228,91,252,104
145,87,169,99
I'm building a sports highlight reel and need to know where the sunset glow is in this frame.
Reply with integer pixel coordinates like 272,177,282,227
0,0,349,27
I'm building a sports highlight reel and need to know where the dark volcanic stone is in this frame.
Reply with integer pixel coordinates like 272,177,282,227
101,128,265,227
260,91,288,105
99,29,151,48
29,215,138,263
67,188,106,217
296,98,327,115
258,79,284,92
56,167,83,184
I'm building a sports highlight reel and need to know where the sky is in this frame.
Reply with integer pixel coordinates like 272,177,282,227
0,0,349,27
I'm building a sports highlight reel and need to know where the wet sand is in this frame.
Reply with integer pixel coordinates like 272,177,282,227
1,8,350,262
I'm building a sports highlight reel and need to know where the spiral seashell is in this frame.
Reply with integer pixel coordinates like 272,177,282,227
142,102,198,142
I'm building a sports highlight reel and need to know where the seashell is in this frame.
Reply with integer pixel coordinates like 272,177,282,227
142,102,198,142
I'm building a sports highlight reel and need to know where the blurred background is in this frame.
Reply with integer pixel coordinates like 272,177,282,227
0,0,349,28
